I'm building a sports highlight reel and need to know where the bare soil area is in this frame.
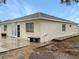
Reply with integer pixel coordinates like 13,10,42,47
36,35,79,52
29,35,79,59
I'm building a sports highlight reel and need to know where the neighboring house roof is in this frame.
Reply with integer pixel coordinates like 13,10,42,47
1,12,77,25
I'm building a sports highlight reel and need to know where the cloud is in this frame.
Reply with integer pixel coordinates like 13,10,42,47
0,0,35,20
69,15,79,23
23,6,34,15
68,5,79,23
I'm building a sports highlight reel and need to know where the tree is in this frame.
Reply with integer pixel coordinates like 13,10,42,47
61,0,79,5
0,0,79,5
0,0,6,4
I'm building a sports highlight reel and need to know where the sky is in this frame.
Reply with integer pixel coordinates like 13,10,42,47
0,0,79,23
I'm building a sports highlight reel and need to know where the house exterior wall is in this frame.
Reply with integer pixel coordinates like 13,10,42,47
39,20,79,42
0,20,41,40
0,19,79,43
20,20,40,39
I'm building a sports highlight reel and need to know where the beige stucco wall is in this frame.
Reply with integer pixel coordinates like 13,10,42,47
0,19,79,42
39,20,79,42
0,20,41,40
20,20,40,39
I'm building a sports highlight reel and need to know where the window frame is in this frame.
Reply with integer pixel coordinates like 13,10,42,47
4,25,7,31
26,23,34,32
69,24,72,27
62,24,66,31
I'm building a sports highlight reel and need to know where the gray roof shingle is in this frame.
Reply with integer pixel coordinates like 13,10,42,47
1,12,77,25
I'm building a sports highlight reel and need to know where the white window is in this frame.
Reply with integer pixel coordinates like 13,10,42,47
62,24,66,31
69,24,72,27
4,25,7,31
26,23,34,32
11,24,17,37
